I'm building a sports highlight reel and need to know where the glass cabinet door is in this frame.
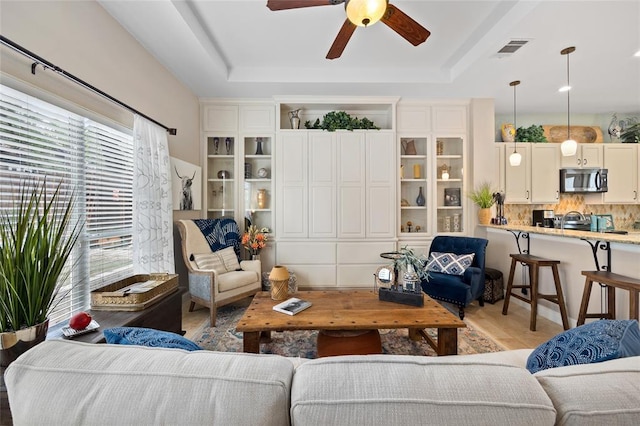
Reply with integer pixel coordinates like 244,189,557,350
436,137,464,233
206,135,236,219
399,136,429,236
242,135,273,233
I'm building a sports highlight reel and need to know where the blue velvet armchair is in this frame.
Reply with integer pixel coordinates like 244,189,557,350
421,236,489,320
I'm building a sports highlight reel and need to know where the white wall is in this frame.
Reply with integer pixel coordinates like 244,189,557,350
0,0,202,287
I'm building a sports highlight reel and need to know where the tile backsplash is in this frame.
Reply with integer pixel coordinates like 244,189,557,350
503,194,640,229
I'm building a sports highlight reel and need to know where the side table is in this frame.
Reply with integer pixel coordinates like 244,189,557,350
49,288,184,343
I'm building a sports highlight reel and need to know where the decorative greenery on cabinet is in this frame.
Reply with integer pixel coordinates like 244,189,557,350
304,111,380,131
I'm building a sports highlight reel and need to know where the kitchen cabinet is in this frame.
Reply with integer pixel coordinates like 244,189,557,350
504,143,531,203
530,144,560,203
560,143,603,168
603,144,638,203
501,143,559,204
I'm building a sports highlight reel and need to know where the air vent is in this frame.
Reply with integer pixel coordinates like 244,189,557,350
497,39,530,54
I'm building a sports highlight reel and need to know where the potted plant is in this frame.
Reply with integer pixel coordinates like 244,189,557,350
0,179,83,368
392,246,429,281
621,119,640,143
516,124,548,142
467,181,496,225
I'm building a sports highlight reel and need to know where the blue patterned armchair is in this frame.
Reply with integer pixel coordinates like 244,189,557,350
178,218,261,326
421,236,488,320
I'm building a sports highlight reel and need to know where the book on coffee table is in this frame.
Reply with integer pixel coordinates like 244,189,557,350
273,297,312,316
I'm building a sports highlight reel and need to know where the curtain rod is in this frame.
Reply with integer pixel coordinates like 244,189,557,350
0,35,177,135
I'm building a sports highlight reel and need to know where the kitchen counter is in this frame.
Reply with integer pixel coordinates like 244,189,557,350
483,224,640,246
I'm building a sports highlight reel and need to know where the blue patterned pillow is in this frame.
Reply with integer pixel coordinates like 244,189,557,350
426,252,475,275
104,327,202,351
526,320,640,374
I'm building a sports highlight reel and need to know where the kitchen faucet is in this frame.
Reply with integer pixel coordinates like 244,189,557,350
560,210,585,232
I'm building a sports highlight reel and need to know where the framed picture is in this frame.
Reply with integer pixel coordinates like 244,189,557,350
444,188,461,206
170,157,202,211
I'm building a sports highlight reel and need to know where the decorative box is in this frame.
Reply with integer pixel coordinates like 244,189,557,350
378,287,424,307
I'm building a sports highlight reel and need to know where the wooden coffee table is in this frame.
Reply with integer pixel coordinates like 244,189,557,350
235,290,466,356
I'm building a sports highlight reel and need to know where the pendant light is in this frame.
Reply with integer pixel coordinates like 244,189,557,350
560,46,577,157
508,80,521,166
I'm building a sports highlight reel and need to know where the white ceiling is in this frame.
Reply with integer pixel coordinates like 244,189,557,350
99,0,640,115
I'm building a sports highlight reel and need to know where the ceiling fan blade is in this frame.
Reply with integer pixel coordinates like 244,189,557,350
381,3,430,46
267,0,344,11
326,19,357,60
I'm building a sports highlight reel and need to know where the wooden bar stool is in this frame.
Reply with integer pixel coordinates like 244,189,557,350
502,253,570,331
577,271,640,326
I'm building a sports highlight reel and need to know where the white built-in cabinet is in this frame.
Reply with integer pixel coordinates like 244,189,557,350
396,103,468,238
200,101,276,271
276,130,395,240
200,97,473,289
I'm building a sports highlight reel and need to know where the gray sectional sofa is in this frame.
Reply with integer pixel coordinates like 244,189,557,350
5,340,640,425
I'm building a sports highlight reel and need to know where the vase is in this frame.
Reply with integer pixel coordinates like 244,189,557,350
213,137,219,154
416,186,425,206
269,265,290,301
1,319,49,369
478,208,492,225
225,137,232,154
401,139,417,155
501,123,516,142
255,137,264,155
257,188,267,209
251,254,260,261
288,109,301,129
402,264,420,292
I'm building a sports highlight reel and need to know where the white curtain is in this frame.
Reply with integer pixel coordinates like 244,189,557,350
133,115,175,273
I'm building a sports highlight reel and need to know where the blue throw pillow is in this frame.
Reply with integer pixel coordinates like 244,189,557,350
104,327,202,351
526,319,640,374
426,252,475,276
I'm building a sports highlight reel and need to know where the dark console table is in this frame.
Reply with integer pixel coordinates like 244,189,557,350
59,287,184,343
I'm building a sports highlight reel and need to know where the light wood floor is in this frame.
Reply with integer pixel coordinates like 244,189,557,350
181,294,564,351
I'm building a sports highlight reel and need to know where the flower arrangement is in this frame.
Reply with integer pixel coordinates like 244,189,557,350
241,225,269,256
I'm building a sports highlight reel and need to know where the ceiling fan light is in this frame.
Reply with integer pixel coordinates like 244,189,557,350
561,139,577,156
509,151,522,166
345,0,387,27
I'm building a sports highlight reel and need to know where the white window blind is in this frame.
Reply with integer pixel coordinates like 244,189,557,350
0,84,134,326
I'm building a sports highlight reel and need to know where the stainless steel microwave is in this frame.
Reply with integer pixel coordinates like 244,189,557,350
560,168,608,193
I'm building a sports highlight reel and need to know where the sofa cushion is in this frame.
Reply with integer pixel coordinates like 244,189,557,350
192,246,240,274
104,327,202,351
426,252,475,275
291,354,556,426
534,356,640,426
4,340,294,426
526,319,640,374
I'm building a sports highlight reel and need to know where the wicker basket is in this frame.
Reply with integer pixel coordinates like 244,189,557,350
91,273,179,311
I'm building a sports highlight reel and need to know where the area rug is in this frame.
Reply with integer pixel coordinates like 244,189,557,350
190,299,506,358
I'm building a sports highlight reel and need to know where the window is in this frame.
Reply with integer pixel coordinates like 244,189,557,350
0,84,134,326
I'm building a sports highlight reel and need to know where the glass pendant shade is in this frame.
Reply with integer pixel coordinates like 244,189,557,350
508,80,521,167
561,139,577,156
345,0,388,27
509,151,522,166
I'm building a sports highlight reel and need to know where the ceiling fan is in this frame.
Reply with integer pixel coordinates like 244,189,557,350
266,0,431,59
